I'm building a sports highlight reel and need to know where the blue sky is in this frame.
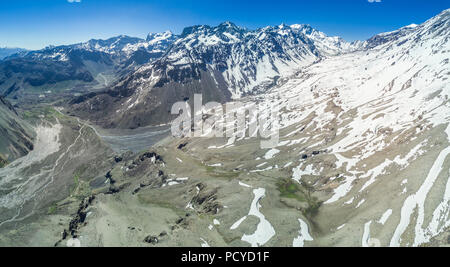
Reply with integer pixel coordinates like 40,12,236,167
0,0,448,50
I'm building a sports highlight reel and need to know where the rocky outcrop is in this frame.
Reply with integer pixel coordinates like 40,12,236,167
68,196,96,237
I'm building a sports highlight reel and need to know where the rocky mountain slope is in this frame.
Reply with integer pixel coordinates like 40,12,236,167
61,9,449,247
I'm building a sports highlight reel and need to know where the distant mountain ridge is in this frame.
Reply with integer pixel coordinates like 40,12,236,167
0,33,177,99
68,21,363,128
1,11,448,130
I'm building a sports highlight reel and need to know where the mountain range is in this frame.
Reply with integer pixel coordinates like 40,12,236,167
0,96,34,166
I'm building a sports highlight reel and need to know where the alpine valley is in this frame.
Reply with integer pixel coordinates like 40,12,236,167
0,9,449,247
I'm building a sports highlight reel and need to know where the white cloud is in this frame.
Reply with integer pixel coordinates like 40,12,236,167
368,0,382,2
68,0,82,3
